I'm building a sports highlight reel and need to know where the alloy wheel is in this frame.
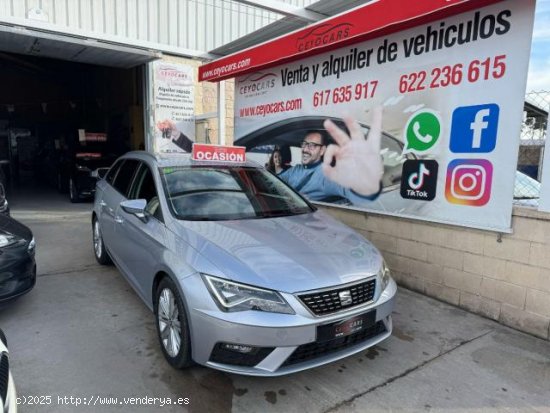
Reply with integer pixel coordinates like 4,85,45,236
157,288,182,357
93,220,102,259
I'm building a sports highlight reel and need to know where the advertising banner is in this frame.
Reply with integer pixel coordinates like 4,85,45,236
538,118,550,212
153,61,195,154
233,0,535,232
199,0,503,82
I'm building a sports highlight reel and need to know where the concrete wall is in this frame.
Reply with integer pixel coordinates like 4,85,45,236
320,204,550,341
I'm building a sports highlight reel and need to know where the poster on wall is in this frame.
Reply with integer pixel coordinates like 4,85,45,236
233,0,535,232
153,61,195,153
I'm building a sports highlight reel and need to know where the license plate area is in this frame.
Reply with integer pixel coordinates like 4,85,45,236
317,311,376,342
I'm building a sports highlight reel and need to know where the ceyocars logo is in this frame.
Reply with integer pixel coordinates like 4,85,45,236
157,67,191,86
296,23,353,52
158,67,189,80
238,72,277,96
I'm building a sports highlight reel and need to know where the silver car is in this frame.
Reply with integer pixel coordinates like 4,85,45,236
0,329,17,413
92,151,396,376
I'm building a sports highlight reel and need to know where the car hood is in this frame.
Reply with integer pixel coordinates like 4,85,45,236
0,214,32,241
174,210,382,293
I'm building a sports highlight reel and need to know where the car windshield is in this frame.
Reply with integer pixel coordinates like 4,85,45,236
161,166,314,220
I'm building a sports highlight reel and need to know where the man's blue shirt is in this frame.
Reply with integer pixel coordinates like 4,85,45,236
278,161,380,205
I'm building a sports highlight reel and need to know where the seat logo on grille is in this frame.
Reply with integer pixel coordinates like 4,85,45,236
339,290,352,306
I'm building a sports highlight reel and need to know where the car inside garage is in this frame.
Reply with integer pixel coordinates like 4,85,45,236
0,27,156,205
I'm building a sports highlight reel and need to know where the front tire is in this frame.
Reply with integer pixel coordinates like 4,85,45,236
155,278,192,369
69,178,79,203
92,217,111,265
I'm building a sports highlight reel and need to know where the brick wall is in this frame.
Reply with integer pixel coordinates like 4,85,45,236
320,205,550,340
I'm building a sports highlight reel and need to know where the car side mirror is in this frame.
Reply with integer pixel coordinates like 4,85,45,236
120,199,148,222
92,167,109,180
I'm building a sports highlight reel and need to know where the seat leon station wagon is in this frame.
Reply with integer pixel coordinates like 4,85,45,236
92,147,396,376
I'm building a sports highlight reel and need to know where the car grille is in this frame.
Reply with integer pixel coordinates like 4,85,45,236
281,321,386,367
298,278,377,316
0,352,9,404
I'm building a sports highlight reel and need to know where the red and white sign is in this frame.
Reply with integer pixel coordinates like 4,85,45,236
199,0,504,82
85,133,107,142
192,144,246,163
78,129,107,142
76,152,102,158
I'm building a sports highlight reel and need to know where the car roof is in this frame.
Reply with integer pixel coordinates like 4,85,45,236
120,150,262,169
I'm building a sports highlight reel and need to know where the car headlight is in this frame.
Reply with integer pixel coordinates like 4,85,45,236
0,233,18,248
76,164,91,172
379,259,391,290
202,274,295,314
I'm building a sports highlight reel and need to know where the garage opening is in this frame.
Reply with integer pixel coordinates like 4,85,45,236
0,51,149,206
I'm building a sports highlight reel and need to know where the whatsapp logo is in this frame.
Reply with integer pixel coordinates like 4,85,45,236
404,109,442,153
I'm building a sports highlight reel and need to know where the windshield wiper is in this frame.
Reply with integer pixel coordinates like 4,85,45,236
181,215,213,221
170,188,245,197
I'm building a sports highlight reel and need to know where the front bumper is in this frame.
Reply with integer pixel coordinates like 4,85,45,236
75,174,97,199
183,275,397,376
0,199,8,216
0,242,36,302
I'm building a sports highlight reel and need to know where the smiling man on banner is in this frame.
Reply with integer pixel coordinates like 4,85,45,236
279,107,384,205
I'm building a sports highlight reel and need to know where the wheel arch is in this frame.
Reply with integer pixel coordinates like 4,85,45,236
152,270,191,321
152,270,195,365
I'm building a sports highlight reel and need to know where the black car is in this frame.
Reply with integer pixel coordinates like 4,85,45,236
58,152,115,203
0,184,8,216
0,167,7,215
0,214,36,302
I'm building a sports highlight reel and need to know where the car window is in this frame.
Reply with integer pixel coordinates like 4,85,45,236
112,159,140,197
377,133,409,191
514,171,541,199
130,163,163,222
106,160,123,185
244,122,409,194
161,166,314,221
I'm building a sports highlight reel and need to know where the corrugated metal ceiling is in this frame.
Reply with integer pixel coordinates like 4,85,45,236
0,24,160,68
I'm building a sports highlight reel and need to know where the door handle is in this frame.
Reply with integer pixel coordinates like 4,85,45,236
99,201,107,208
115,216,124,224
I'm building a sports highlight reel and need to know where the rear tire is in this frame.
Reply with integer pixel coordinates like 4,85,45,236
92,217,111,265
154,278,193,369
57,172,68,193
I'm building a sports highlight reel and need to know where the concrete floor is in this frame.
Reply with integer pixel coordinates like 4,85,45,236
1,188,549,413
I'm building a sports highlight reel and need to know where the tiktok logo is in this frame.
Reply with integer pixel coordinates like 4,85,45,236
408,163,430,190
450,104,499,153
401,160,438,201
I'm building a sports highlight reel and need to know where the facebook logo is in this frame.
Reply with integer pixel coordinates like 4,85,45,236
450,104,500,153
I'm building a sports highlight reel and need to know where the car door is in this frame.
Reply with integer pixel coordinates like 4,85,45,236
98,160,123,247
99,159,140,263
114,162,167,301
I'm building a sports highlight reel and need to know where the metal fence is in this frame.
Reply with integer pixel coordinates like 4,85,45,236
515,91,549,207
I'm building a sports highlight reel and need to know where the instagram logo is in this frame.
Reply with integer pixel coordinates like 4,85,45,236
445,160,493,206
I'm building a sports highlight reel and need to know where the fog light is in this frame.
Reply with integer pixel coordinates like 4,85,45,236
221,343,256,354
28,237,36,254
